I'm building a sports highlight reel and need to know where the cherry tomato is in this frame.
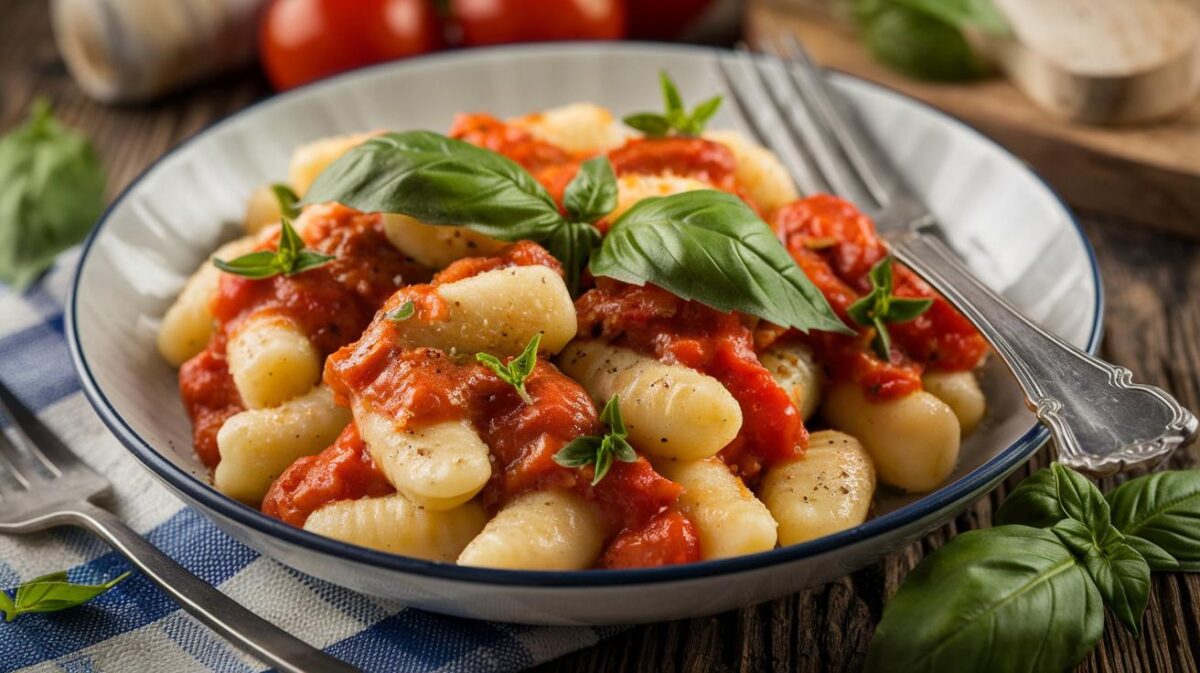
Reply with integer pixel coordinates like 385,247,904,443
627,0,712,40
259,0,443,91
451,0,626,46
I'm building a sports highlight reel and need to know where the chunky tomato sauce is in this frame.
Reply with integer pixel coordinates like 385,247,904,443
576,279,806,482
179,204,430,467
277,242,700,567
771,195,987,400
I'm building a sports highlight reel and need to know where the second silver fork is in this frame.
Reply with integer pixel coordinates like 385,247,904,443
716,34,1197,476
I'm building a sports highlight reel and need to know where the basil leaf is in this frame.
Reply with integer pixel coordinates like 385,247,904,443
995,464,1111,533
0,99,106,288
563,156,618,224
887,296,934,321
9,571,130,619
1124,535,1180,572
857,1,989,82
864,526,1104,673
612,436,637,463
622,114,671,137
691,96,723,127
476,333,540,404
554,436,602,467
1107,470,1200,571
1051,519,1151,636
660,71,685,119
896,0,1009,34
303,131,599,279
592,190,851,334
271,183,301,219
0,588,14,621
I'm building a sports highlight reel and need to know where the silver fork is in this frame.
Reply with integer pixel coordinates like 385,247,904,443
717,33,1198,476
0,380,358,673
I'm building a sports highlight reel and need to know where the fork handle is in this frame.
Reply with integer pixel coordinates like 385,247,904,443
891,232,1198,476
60,502,359,673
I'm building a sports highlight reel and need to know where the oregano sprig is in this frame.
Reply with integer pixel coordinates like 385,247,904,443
1,570,131,621
213,216,334,279
623,71,723,137
553,394,637,485
846,256,932,359
476,332,542,404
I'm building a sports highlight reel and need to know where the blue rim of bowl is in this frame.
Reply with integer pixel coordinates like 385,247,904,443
67,42,1103,588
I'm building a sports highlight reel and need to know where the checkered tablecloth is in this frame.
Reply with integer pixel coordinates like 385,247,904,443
0,254,617,672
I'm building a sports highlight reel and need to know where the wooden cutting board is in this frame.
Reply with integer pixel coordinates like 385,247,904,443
746,1,1200,238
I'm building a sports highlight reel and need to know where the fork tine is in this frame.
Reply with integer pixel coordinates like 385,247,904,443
717,52,831,196
0,380,71,478
0,425,37,489
755,33,879,207
769,31,897,207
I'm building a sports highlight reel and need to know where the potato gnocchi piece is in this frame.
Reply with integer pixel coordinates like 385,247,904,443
382,214,506,269
610,173,713,220
214,386,351,504
457,489,604,570
396,265,577,357
243,184,282,235
356,410,492,511
305,494,487,561
226,313,321,410
704,130,798,213
822,383,960,493
157,236,256,367
557,340,742,460
922,370,986,435
759,430,875,546
759,342,823,420
508,102,627,154
288,130,381,197
657,458,778,560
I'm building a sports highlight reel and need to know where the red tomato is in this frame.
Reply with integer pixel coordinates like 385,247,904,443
451,0,626,46
627,0,713,40
259,0,443,91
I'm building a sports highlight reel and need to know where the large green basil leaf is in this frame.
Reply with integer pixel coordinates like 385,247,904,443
856,1,989,81
1107,470,1200,571
1052,519,1151,635
995,464,1111,533
0,99,106,288
864,526,1104,673
591,190,851,334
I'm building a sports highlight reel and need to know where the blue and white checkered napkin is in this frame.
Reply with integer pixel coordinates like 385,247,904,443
0,252,618,673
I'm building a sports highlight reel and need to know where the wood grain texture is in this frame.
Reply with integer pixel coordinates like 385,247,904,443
746,2,1200,239
2,0,1197,670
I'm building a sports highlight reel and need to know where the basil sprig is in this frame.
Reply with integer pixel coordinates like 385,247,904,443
846,256,932,359
0,99,106,288
476,333,541,404
553,394,636,485
1,570,131,621
303,130,848,334
623,71,722,137
868,465,1200,672
214,217,334,279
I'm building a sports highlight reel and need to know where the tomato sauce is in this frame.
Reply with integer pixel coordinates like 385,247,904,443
771,194,988,400
311,242,696,565
608,136,737,191
576,278,806,481
262,424,395,527
180,204,430,468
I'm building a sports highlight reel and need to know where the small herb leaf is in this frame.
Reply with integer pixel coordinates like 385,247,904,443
623,72,722,137
846,256,933,360
212,250,284,278
476,333,542,404
4,571,131,621
1107,470,1200,571
214,217,333,279
553,394,638,485
995,464,1112,534
563,156,618,224
271,183,302,219
386,300,415,322
592,190,851,334
864,526,1104,673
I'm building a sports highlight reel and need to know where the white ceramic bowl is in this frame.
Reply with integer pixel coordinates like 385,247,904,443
68,43,1101,625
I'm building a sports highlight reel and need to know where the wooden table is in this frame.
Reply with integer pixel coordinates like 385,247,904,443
4,1,1198,670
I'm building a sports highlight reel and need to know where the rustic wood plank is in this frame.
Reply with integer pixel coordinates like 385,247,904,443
1,1,1196,670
